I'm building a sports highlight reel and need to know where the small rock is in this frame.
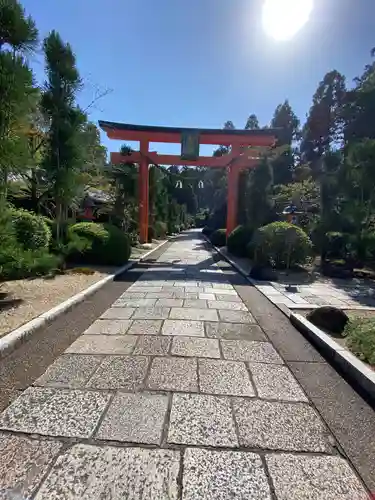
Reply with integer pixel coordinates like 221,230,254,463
307,307,348,335
249,265,278,282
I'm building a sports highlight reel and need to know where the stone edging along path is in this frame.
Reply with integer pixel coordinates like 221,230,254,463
206,236,375,407
0,240,168,360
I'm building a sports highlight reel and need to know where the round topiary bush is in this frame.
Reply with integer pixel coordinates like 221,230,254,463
68,222,131,266
227,225,253,257
209,228,227,247
11,209,51,250
202,226,214,237
250,222,313,268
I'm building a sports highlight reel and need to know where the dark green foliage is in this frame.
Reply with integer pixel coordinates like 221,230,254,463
68,222,131,266
0,246,61,280
227,225,253,257
11,208,51,250
154,220,167,238
202,226,214,237
209,228,227,247
323,232,350,260
344,318,375,365
250,222,313,268
307,307,348,335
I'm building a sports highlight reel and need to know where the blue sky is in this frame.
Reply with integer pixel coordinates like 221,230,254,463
22,0,375,156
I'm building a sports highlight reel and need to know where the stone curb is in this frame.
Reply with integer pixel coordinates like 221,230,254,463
204,235,375,405
290,313,375,405
0,240,168,360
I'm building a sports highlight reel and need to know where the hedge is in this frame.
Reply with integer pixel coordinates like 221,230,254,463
209,228,227,247
227,225,253,257
68,222,131,266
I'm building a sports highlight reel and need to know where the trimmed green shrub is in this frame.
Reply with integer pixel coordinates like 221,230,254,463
344,318,375,365
210,228,227,247
11,209,51,250
0,245,61,280
227,225,253,257
202,226,214,237
323,232,350,260
68,223,131,266
154,221,168,238
250,222,313,268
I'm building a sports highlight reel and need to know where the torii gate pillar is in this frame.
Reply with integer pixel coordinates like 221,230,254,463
139,140,149,244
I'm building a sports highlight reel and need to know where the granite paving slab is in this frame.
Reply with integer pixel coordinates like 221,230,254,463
147,356,198,392
156,298,184,307
96,392,168,444
132,306,171,320
0,433,62,500
34,354,104,388
266,453,368,500
182,448,271,500
0,387,110,438
205,322,267,341
100,308,135,320
162,319,205,337
168,393,238,447
208,300,247,310
171,337,220,358
86,355,149,390
83,319,132,335
112,298,157,308
134,335,171,356
34,444,180,500
199,359,255,396
233,398,332,452
169,307,219,321
218,310,255,323
126,319,162,335
65,335,137,355
221,340,283,364
249,363,308,402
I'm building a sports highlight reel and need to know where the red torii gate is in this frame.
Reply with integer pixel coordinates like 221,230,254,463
99,121,279,243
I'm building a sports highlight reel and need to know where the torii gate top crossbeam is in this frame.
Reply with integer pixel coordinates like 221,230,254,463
99,121,280,147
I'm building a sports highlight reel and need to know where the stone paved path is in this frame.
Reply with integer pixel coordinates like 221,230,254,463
0,231,369,499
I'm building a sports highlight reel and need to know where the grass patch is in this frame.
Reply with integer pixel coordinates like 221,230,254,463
344,317,375,366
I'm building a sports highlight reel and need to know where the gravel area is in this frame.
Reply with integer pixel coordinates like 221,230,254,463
0,271,111,338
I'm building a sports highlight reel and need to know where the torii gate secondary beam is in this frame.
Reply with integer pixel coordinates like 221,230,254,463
99,121,279,243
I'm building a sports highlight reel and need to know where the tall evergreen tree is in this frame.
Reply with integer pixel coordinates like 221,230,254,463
41,30,85,240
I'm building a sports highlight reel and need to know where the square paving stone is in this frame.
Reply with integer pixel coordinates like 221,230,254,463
182,448,271,500
112,298,157,308
96,392,168,444
170,307,219,321
199,359,255,396
129,286,163,293
134,336,171,356
168,393,238,447
266,453,368,500
156,298,184,307
233,399,332,452
118,292,146,299
221,340,283,364
147,357,198,392
146,292,175,299
127,319,162,335
162,319,205,337
83,319,132,335
212,283,233,289
199,293,215,300
0,433,62,500
218,310,255,323
35,354,104,388
208,300,247,311
66,335,137,355
34,444,180,500
171,337,220,358
206,288,237,295
205,322,267,341
173,291,199,299
87,356,149,390
249,363,308,402
0,387,111,438
101,308,135,320
132,306,171,319
215,293,241,302
183,299,208,308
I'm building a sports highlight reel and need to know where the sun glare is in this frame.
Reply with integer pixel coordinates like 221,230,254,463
262,0,313,41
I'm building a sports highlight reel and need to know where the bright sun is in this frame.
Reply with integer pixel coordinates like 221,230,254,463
262,0,313,41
